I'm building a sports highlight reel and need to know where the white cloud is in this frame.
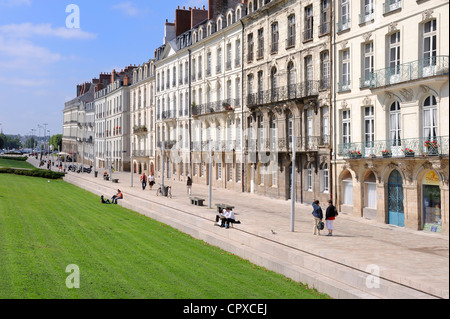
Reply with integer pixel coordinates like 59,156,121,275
0,23,97,40
112,1,142,17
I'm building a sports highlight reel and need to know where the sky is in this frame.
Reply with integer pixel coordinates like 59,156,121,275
0,0,208,137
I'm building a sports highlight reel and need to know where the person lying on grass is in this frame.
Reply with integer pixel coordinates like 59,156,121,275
101,195,111,204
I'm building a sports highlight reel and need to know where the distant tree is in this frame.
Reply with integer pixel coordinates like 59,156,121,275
1,135,22,149
25,137,37,149
0,133,4,149
49,134,63,151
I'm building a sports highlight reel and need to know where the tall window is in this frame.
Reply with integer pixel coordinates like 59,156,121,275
271,22,279,53
307,163,313,191
235,39,241,67
271,67,278,100
287,112,293,149
341,49,351,90
322,107,329,144
226,43,232,70
423,20,437,67
322,163,329,193
304,5,313,41
389,101,401,148
342,110,351,145
257,28,264,59
340,0,350,30
287,15,296,47
287,62,296,97
362,42,374,87
305,56,313,83
257,71,264,103
389,32,401,82
364,106,375,149
362,0,374,23
320,0,330,35
247,33,254,62
320,51,330,89
216,47,222,74
423,95,437,141
207,52,212,76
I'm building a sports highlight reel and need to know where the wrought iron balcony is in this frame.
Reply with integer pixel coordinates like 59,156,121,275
246,81,319,108
369,56,449,89
339,136,449,159
247,136,327,153
133,125,148,135
192,100,235,116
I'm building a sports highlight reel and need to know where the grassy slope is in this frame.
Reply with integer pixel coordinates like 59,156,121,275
0,174,329,299
0,158,36,169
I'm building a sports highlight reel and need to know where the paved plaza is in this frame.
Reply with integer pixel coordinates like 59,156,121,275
28,158,449,299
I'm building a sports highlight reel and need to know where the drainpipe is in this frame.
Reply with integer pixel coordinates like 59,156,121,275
240,18,245,194
332,0,338,207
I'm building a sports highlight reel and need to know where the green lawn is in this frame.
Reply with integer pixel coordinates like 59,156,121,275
0,174,329,299
0,158,35,169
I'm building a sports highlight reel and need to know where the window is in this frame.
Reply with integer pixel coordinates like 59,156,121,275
322,107,329,144
361,0,374,23
364,106,375,151
217,163,222,180
389,32,401,82
271,67,278,100
207,52,212,76
304,6,313,41
320,0,330,34
307,163,313,191
287,15,296,47
384,0,401,14
226,43,232,70
235,39,241,67
257,28,264,59
362,42,374,87
287,62,296,97
320,51,330,89
287,112,293,148
423,20,437,68
322,163,329,193
305,55,313,83
247,33,254,62
271,23,278,53
423,96,437,142
342,110,351,145
227,163,233,181
216,47,222,74
339,0,350,31
340,49,351,91
389,101,401,148
236,163,241,183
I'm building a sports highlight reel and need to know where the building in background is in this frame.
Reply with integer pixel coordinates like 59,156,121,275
130,60,156,176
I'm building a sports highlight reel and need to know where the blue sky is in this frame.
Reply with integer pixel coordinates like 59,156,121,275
0,0,208,137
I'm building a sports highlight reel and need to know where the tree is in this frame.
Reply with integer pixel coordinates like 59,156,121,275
25,137,37,149
49,134,63,152
0,133,4,149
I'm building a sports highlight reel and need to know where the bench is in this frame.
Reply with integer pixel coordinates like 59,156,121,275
112,179,119,183
190,197,205,206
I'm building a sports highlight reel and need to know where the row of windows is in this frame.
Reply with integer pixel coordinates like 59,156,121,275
341,95,438,147
338,19,437,91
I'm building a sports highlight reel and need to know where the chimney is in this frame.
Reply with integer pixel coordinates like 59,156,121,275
123,75,130,86
175,6,191,36
191,6,208,28
111,69,116,83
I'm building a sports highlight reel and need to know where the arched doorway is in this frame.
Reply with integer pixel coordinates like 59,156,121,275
422,170,441,232
388,170,404,227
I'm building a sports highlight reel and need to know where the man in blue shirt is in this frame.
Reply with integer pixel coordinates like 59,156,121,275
312,200,323,235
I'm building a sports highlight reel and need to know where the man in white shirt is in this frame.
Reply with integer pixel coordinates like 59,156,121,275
224,208,236,229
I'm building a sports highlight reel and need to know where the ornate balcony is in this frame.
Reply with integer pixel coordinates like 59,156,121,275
339,136,449,159
192,100,235,117
133,125,148,135
246,81,319,108
369,56,449,89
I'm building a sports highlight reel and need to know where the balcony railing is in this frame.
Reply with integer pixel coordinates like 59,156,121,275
133,125,148,134
247,81,319,108
339,136,449,159
369,56,449,89
192,100,235,116
318,22,330,36
336,19,350,33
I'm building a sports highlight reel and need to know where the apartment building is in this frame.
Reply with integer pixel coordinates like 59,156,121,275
242,0,333,204
154,2,245,190
332,0,449,233
130,60,156,175
94,67,135,173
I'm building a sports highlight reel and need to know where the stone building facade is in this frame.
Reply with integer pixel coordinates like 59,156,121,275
242,0,333,204
130,60,156,176
332,0,449,233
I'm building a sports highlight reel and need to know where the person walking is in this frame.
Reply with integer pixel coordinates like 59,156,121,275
148,174,155,190
325,200,338,236
140,172,147,190
186,175,192,195
312,200,323,235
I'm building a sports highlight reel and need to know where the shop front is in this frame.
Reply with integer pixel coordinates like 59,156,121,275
422,170,441,233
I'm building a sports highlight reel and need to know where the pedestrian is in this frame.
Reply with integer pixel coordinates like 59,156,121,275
186,175,192,195
312,200,323,235
140,172,147,190
325,200,338,236
148,174,155,190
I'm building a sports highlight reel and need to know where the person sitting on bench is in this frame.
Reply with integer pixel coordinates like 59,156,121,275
101,195,111,204
111,189,123,204
215,208,227,227
224,208,241,228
